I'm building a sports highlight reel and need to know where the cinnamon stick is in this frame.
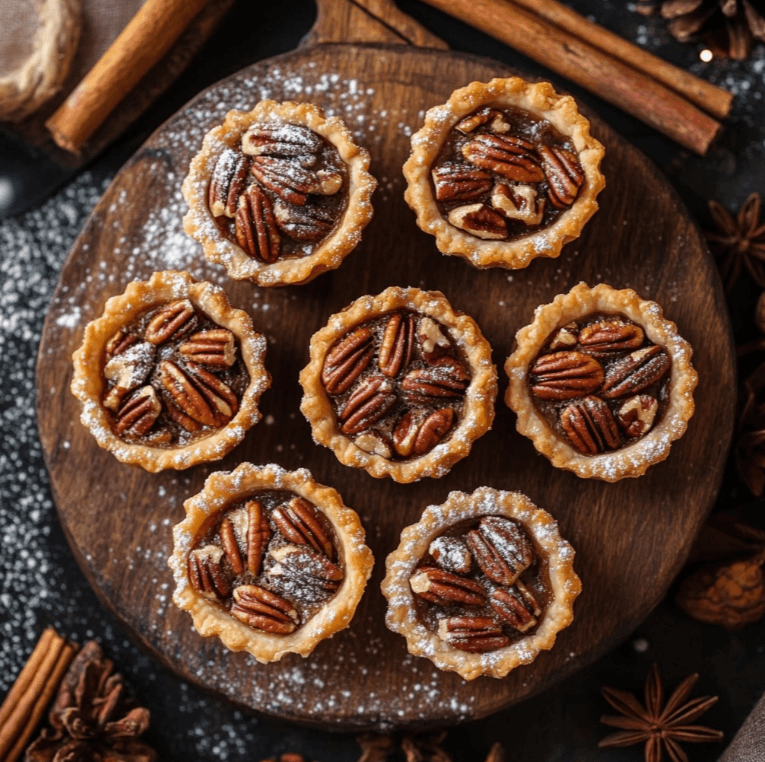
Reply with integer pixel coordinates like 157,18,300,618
46,0,210,153
421,0,722,155
509,0,732,120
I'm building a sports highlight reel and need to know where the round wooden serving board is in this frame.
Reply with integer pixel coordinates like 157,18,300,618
37,37,735,729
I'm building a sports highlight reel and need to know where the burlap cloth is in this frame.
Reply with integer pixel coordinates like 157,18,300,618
720,692,765,761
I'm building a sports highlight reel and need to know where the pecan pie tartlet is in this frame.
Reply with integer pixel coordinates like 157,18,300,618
381,487,580,680
403,77,605,270
299,287,497,483
71,270,270,472
505,282,698,481
170,463,374,662
182,100,376,286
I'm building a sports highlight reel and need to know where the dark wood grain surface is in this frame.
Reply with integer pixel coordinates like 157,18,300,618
35,42,735,730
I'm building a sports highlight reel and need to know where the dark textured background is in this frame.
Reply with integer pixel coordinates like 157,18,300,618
1,0,764,759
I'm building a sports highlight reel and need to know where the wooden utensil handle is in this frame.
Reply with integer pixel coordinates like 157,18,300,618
46,0,211,153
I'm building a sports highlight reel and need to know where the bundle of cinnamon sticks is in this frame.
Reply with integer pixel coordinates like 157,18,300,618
421,0,732,155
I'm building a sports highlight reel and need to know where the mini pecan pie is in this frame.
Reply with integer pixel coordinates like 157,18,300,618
381,487,580,680
505,282,698,481
299,287,497,483
71,271,270,472
403,78,605,270
182,100,376,286
169,463,373,662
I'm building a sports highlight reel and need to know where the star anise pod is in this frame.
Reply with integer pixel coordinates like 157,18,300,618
401,731,451,762
25,641,156,762
600,664,723,762
705,193,765,292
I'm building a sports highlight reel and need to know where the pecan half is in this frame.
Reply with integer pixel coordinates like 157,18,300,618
235,184,281,263
617,394,659,438
244,500,271,576
455,107,510,134
491,183,544,226
144,300,196,344
560,396,621,455
462,134,545,183
538,145,584,209
601,345,671,399
273,199,335,241
114,385,162,437
272,497,334,559
547,323,579,351
242,123,323,161
437,615,510,652
270,545,344,590
393,408,454,457
431,164,492,203
409,567,486,606
429,537,472,575
251,156,342,206
447,203,507,240
578,319,644,357
179,329,237,368
417,317,451,363
321,326,374,395
529,351,604,400
165,399,203,433
379,312,416,377
353,431,393,459
231,584,298,634
220,517,244,575
208,148,251,217
401,356,469,398
159,360,238,427
339,377,397,435
102,342,156,411
188,546,230,599
490,583,541,633
105,328,137,359
467,516,534,586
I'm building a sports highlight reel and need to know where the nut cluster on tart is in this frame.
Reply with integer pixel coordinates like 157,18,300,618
382,487,580,680
299,286,498,483
505,282,698,481
182,100,377,286
403,77,605,270
71,271,270,472
170,463,373,663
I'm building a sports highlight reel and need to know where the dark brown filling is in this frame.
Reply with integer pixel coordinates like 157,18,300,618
101,300,249,447
431,105,584,242
410,516,550,653
321,309,471,461
188,490,344,633
208,121,348,263
528,312,672,455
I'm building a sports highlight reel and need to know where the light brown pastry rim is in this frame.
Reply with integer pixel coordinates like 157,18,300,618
182,100,377,287
169,463,374,663
504,282,698,481
402,77,606,270
381,487,581,680
70,270,270,472
299,286,498,483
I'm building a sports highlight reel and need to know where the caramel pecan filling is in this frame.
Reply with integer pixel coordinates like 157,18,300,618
207,122,348,262
101,301,249,447
431,106,584,242
410,516,549,652
188,490,344,633
321,310,471,461
528,313,672,455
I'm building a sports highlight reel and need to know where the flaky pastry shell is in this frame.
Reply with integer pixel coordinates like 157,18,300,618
299,286,497,483
403,77,605,270
381,487,581,680
71,270,270,472
182,100,376,287
505,282,698,481
169,463,374,663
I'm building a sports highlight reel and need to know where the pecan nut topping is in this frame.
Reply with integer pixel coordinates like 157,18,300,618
159,360,238,427
490,583,541,633
105,328,138,359
490,183,545,226
455,107,510,134
431,164,493,203
538,145,584,208
272,497,335,559
447,203,508,240
188,546,230,599
409,567,486,606
401,357,469,398
246,499,271,576
601,345,671,399
466,516,534,586
437,615,510,653
339,377,397,435
273,200,335,242
219,516,244,575
321,326,374,395
617,394,659,438
250,156,342,206
144,300,196,344
462,134,545,183
102,342,156,411
578,319,644,357
115,386,161,437
235,184,281,263
393,408,455,457
378,312,416,378
530,351,604,400
209,148,251,217
270,545,344,591
231,585,299,634
179,329,237,368
242,123,324,160
429,537,472,575
560,396,621,455
417,317,451,362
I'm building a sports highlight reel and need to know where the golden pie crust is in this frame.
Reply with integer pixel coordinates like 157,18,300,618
381,487,581,680
505,282,698,481
403,77,605,270
182,100,376,287
169,463,374,663
299,286,498,483
70,270,270,472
